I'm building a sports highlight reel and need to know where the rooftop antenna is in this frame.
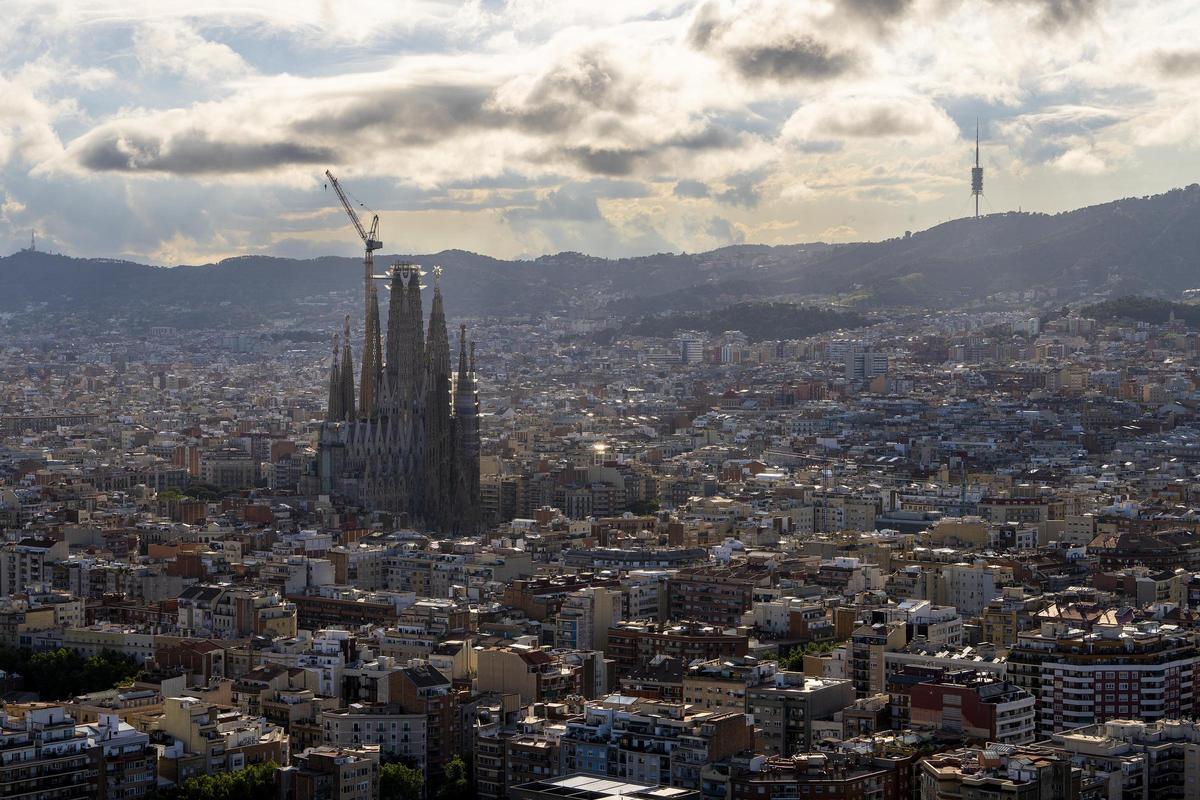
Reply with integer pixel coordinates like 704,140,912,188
29,230,36,252
971,119,984,219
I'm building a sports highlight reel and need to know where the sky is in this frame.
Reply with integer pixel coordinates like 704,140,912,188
1,0,1199,264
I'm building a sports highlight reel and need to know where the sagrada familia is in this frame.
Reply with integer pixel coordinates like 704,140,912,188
317,263,481,534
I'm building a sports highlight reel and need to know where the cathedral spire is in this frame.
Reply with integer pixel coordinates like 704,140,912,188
452,323,481,534
360,281,382,418
340,314,356,421
422,267,454,532
326,331,343,422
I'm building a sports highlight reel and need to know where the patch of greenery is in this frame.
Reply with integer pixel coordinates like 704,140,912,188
1082,295,1200,328
0,646,141,700
627,302,866,342
778,640,840,671
433,756,472,800
161,762,277,800
381,760,424,800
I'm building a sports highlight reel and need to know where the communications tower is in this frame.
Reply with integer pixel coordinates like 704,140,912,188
971,120,984,218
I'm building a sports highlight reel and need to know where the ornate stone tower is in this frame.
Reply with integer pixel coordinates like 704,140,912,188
326,331,343,422
338,315,356,422
452,325,482,534
360,282,383,418
422,269,455,533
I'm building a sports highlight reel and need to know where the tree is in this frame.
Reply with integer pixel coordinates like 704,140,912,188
381,761,424,800
0,646,140,700
163,762,277,800
778,641,839,671
433,756,472,800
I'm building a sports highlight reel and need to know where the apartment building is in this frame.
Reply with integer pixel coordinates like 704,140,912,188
746,673,855,756
1008,621,1200,735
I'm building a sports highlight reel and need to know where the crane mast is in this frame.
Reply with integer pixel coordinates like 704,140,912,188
325,169,384,419
325,169,382,309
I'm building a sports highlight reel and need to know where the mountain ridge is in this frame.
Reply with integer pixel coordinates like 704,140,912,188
3,184,1198,327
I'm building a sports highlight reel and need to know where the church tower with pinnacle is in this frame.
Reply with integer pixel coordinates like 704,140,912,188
317,263,481,533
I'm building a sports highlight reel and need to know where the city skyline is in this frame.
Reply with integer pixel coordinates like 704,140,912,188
1,0,1199,263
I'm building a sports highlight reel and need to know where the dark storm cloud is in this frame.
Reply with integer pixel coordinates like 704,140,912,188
1154,48,1200,78
292,84,496,144
674,179,710,198
75,129,336,174
563,146,648,176
730,36,857,82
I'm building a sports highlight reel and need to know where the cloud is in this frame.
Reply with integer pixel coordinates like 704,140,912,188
704,215,745,244
502,183,676,256
783,94,958,145
506,186,604,223
841,0,914,19
716,172,764,208
132,20,252,81
0,76,66,169
293,83,498,144
686,1,724,49
839,0,916,32
998,105,1125,165
72,128,336,174
1032,0,1101,32
1153,48,1200,78
686,1,859,83
996,0,1102,33
0,194,26,226
820,224,859,241
1051,147,1108,174
562,145,648,177
494,47,634,133
730,36,857,82
1134,102,1200,148
55,32,744,186
674,179,710,198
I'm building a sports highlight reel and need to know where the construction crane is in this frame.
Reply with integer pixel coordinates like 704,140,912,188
325,169,382,309
325,169,387,419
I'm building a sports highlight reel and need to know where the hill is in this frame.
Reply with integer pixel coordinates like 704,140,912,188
3,184,1199,327
783,185,1200,306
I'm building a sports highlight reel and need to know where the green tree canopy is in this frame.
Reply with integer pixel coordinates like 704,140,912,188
0,646,140,700
162,762,277,800
381,761,424,800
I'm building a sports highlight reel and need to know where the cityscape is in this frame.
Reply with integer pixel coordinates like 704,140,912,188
3,3,1200,800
